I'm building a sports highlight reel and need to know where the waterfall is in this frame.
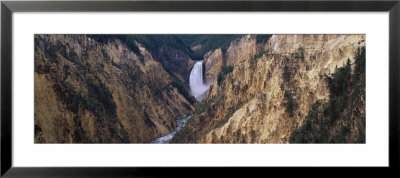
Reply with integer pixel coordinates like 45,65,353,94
189,61,210,101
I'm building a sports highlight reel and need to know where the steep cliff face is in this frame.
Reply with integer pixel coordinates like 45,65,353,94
156,45,195,83
224,35,257,66
204,48,223,83
34,35,194,143
172,34,365,143
204,35,257,83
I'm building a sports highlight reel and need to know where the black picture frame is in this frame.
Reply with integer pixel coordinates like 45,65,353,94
1,0,399,177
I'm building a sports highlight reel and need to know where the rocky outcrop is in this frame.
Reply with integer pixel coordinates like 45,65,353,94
34,35,194,143
203,35,257,85
224,35,257,66
191,44,202,51
172,34,365,143
204,48,224,83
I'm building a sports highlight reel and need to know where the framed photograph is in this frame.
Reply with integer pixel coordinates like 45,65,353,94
1,0,399,177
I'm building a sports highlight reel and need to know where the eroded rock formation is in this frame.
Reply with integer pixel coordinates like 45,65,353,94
172,34,365,143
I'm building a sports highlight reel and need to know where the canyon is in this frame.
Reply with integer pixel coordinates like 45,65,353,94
34,34,366,143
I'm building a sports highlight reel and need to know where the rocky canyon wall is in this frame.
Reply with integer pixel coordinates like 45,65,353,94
172,34,365,143
34,35,195,143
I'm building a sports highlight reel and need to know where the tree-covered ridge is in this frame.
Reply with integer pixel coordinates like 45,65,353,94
88,34,246,60
289,47,366,143
255,34,273,44
177,35,242,58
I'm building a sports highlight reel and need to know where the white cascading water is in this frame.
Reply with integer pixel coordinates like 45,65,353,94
189,61,210,101
149,61,209,143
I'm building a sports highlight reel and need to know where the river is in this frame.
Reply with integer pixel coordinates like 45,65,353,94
150,61,208,143
149,115,192,144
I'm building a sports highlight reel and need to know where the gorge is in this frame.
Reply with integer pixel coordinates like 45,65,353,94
150,60,209,143
34,34,366,144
